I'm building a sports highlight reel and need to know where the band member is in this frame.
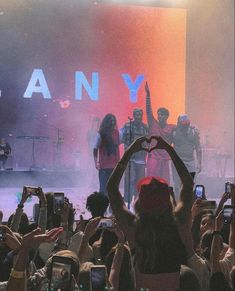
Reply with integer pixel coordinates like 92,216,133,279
93,114,120,195
0,138,11,170
172,114,202,200
120,108,148,204
145,82,175,183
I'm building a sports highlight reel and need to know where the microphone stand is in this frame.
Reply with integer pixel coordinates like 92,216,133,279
127,116,133,210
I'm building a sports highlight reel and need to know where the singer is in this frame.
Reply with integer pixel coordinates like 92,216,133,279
120,109,148,205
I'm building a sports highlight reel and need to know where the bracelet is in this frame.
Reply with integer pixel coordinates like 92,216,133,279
17,204,24,208
10,268,26,279
212,230,221,236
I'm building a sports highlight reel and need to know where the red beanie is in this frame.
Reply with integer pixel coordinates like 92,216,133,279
136,176,171,214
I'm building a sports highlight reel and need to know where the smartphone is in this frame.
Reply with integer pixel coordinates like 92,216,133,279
90,265,107,291
225,182,232,194
53,192,64,214
49,256,73,291
195,185,205,199
223,205,234,224
24,186,40,196
98,219,113,229
0,228,6,243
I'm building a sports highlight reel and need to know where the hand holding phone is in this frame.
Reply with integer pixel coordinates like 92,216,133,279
49,256,73,291
90,265,107,291
223,205,234,224
98,218,113,229
225,182,232,195
195,185,205,199
53,193,65,214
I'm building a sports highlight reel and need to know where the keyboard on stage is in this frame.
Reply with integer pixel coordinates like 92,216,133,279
16,135,50,140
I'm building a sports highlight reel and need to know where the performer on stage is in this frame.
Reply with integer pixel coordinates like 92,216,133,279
145,82,175,183
172,114,202,200
93,113,120,195
120,108,148,204
0,138,11,170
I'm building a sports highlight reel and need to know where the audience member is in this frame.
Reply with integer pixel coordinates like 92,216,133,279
107,135,194,290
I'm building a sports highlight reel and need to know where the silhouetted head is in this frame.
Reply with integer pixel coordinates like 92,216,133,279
86,192,109,217
157,108,169,125
133,108,143,123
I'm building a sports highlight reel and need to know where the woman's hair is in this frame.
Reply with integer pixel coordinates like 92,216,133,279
134,210,186,273
45,192,75,231
105,245,135,291
86,192,109,217
7,212,29,235
99,114,118,156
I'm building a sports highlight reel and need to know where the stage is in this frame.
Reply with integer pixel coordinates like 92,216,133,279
0,169,84,188
0,168,233,223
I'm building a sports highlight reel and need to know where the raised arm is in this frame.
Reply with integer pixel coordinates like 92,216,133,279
154,136,194,222
10,187,29,232
107,136,147,241
210,211,224,273
145,82,155,126
37,187,47,233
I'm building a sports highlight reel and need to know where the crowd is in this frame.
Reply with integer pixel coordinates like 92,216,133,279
0,135,234,291
0,83,234,290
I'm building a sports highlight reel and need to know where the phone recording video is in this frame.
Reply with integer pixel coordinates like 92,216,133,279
0,228,6,243
49,256,73,291
25,186,40,196
98,219,113,229
223,205,234,224
225,182,231,194
90,265,107,291
195,185,205,199
53,192,64,214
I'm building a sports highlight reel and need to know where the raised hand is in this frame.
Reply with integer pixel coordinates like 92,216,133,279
20,227,63,251
145,81,150,96
37,187,47,206
83,217,101,240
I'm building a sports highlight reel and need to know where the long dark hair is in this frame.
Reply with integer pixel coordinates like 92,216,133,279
134,210,186,273
99,113,118,155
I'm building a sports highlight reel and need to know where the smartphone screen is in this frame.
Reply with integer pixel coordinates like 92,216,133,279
25,186,39,196
53,193,64,214
49,260,72,291
90,266,107,291
225,182,231,194
98,219,113,229
223,206,234,224
195,185,204,199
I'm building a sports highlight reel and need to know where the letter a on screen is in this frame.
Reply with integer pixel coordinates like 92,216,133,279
23,69,52,99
